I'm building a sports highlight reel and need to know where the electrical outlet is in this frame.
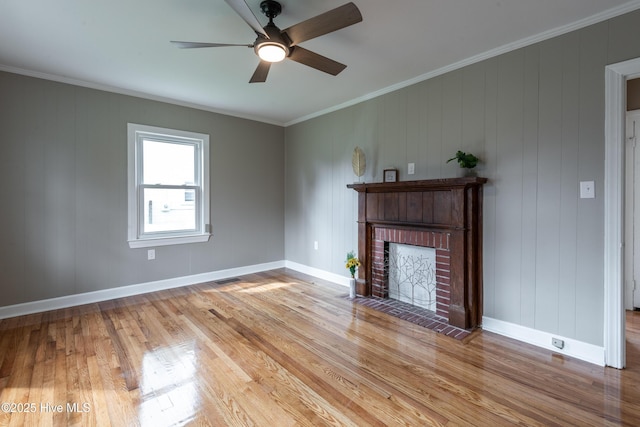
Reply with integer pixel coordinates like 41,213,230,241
148,249,156,260
552,337,564,349
408,163,415,175
580,181,595,199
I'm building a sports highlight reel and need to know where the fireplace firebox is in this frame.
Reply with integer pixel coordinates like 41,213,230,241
347,177,486,329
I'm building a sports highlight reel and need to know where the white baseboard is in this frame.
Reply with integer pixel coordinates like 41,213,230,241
0,261,285,320
482,317,605,366
284,260,351,287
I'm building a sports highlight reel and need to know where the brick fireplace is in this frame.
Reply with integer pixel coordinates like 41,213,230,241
347,177,486,329
372,227,451,319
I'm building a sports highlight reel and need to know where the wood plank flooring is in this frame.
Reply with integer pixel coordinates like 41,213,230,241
2,268,640,426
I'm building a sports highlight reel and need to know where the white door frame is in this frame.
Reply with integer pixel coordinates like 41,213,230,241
605,57,640,369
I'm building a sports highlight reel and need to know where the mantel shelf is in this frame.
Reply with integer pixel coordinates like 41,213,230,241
347,177,487,193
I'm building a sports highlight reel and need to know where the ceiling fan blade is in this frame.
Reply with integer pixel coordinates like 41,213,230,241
250,61,271,83
224,0,269,38
171,41,253,49
283,2,362,46
288,46,347,76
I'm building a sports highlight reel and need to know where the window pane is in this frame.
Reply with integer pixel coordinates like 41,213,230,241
142,139,195,185
143,188,196,233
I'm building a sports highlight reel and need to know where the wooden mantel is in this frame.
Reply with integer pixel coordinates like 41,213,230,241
347,177,487,329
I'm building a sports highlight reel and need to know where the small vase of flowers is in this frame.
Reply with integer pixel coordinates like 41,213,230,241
345,251,360,298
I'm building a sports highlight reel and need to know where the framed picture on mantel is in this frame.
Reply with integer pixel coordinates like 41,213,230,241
383,168,398,182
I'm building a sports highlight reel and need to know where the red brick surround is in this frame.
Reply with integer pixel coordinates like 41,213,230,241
372,227,451,319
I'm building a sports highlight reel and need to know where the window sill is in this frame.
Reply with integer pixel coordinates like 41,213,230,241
128,234,211,248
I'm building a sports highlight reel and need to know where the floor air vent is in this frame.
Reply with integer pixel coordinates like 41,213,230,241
214,277,240,285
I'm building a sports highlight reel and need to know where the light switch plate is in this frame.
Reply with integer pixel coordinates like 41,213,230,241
408,163,415,175
580,181,595,199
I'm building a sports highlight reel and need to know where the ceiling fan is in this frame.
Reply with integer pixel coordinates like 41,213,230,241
171,0,362,83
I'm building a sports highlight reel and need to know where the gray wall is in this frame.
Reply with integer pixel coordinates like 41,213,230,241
284,10,640,347
0,71,284,307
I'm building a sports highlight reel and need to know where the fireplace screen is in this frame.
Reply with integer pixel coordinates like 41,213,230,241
388,243,437,311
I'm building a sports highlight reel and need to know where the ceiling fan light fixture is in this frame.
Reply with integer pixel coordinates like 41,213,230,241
257,43,287,62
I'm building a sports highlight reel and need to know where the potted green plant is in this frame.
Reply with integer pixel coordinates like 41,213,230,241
447,150,479,175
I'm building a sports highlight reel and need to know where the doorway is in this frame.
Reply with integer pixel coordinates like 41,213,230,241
625,110,640,311
605,57,640,369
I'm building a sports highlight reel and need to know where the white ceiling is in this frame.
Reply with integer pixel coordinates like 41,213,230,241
1,0,640,126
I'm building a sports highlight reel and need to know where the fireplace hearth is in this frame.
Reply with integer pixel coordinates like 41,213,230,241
347,177,486,329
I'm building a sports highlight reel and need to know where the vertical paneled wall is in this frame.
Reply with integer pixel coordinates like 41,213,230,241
0,72,285,307
285,10,640,346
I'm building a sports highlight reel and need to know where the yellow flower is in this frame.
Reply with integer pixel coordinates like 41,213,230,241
346,258,360,268
345,253,361,278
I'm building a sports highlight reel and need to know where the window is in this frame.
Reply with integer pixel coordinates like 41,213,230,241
127,123,210,248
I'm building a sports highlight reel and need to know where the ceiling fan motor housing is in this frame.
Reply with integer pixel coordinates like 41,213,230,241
253,18,291,60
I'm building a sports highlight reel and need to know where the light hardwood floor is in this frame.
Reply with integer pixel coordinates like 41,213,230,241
1,268,640,426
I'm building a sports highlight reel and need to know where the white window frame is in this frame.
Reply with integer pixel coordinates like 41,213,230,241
127,123,210,248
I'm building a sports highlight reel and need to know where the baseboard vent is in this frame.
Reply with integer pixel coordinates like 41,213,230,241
214,277,241,285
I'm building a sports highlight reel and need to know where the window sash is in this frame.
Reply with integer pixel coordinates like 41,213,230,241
139,137,201,186
138,184,202,237
136,136,203,238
